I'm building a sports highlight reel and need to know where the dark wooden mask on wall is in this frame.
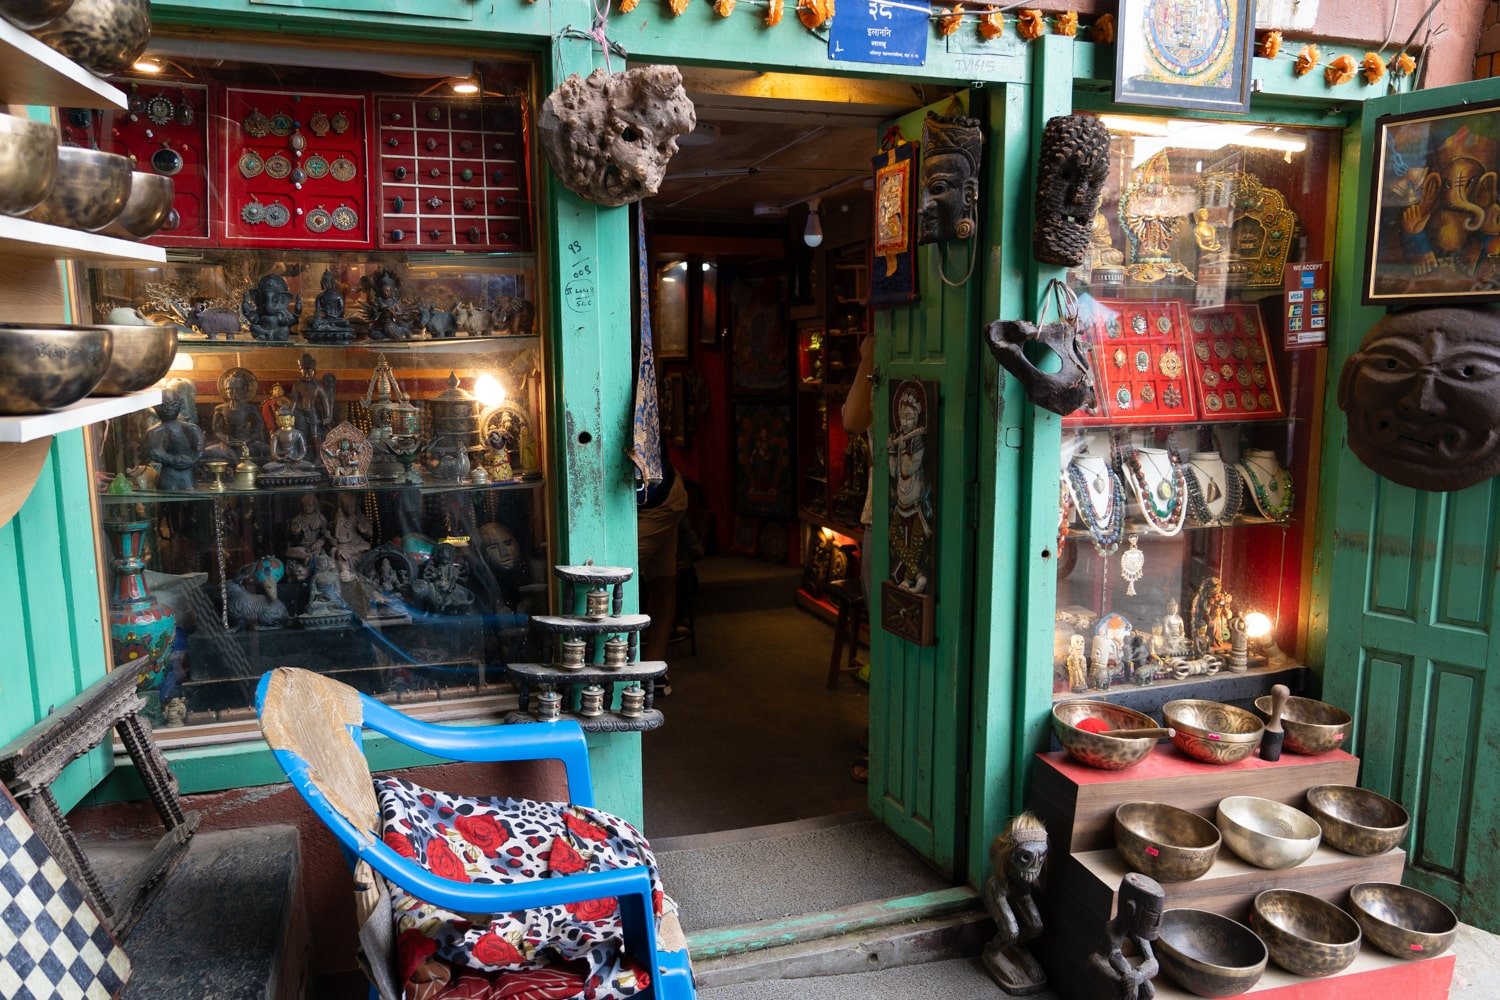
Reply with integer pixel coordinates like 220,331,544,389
1033,114,1112,268
918,112,983,245
985,282,1095,416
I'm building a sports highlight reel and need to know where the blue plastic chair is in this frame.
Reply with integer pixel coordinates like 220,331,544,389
255,667,694,999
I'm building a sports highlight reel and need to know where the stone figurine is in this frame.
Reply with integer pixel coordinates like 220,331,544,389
409,542,474,614
419,301,459,339
539,65,696,207
285,494,330,564
143,389,203,491
306,268,353,343
242,274,301,342
1065,633,1088,693
185,302,240,341
981,812,1049,995
1161,599,1187,656
331,493,373,581
320,421,373,487
226,557,290,631
1087,873,1165,1000
368,267,415,341
262,411,323,485
206,366,268,463
1337,306,1500,492
289,352,334,456
298,554,355,629
918,111,982,246
986,281,1095,415
1033,113,1111,267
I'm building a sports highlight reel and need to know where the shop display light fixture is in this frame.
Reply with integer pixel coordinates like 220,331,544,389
474,372,506,407
803,198,823,249
451,76,481,96
132,56,164,74
1245,611,1291,668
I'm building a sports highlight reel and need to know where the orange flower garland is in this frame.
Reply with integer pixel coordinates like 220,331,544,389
1360,51,1386,84
1259,30,1282,59
798,0,833,28
1293,44,1320,76
668,0,689,15
1055,10,1078,36
620,0,640,12
938,3,964,35
1324,54,1356,86
1393,52,1416,76
978,10,1003,39
1092,13,1114,43
1017,8,1045,40
765,0,783,24
714,0,736,14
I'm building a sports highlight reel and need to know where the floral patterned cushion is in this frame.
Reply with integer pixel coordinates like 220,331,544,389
375,777,666,1000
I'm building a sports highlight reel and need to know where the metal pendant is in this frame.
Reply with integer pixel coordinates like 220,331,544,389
304,155,329,180
146,95,175,126
330,111,350,134
265,153,292,179
243,108,271,138
330,157,357,182
309,111,330,137
264,202,291,228
331,205,359,231
305,207,332,233
1120,534,1144,597
238,149,264,179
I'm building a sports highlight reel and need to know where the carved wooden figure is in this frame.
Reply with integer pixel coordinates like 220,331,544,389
982,812,1050,995
1088,873,1165,1000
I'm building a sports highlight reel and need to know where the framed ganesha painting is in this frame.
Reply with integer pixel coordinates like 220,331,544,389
1115,0,1256,114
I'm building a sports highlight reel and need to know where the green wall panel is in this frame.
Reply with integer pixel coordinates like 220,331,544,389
1416,664,1480,876
1355,652,1408,797
1368,480,1422,620
1435,483,1496,630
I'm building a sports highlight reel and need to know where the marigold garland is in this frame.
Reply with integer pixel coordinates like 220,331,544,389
668,0,689,15
1324,54,1356,86
1360,51,1386,84
765,0,783,25
1017,8,1045,40
1260,30,1282,59
978,10,1003,39
798,0,833,28
1393,52,1416,76
1092,13,1114,43
1055,10,1078,36
1293,44,1320,76
620,0,640,12
937,3,963,35
714,0,735,15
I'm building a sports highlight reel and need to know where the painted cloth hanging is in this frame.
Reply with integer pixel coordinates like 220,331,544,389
630,211,664,490
869,141,919,307
378,776,667,999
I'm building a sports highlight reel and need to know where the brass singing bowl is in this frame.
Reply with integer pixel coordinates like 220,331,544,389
33,0,150,75
0,113,58,217
1255,695,1352,755
0,324,111,414
1217,795,1321,870
1052,700,1161,770
91,323,177,395
1348,882,1458,960
1250,888,1361,978
1114,802,1221,882
0,0,74,29
1305,784,1410,857
101,171,174,240
1164,699,1264,765
24,146,131,232
1157,908,1269,997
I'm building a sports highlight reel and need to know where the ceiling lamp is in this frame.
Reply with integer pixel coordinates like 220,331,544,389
451,76,480,96
803,198,823,249
132,56,164,74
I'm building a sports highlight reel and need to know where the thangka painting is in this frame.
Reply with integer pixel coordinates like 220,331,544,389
881,379,937,646
1115,0,1254,114
734,402,794,518
869,142,919,307
730,274,791,394
1367,99,1500,304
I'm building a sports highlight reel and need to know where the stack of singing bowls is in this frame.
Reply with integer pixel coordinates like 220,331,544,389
31,0,151,76
24,145,133,231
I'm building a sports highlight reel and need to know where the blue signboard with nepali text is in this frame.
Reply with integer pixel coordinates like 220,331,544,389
828,0,929,66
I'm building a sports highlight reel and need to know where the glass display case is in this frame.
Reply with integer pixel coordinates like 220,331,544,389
1053,114,1337,699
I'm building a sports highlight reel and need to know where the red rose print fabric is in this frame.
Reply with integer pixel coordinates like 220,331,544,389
375,777,666,1000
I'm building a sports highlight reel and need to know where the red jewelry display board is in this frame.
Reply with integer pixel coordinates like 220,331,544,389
59,81,212,245
221,87,372,249
1064,298,1198,427
374,96,531,252
1183,302,1285,421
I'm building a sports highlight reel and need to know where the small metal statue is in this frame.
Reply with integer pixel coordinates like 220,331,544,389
1033,114,1112,268
261,411,324,486
206,366,268,463
918,111,983,246
242,274,301,342
143,389,203,491
982,812,1049,995
1087,873,1165,1000
233,445,258,490
285,495,330,564
185,302,240,341
330,493,373,581
368,267,415,341
298,554,356,629
226,557,290,631
1161,599,1188,656
289,353,334,456
409,543,474,614
306,268,354,344
320,421,373,487
1065,633,1088,693
1227,615,1249,673
419,301,459,339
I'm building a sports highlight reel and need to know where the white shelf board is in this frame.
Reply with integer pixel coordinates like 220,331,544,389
0,389,161,443
0,215,166,265
0,18,127,111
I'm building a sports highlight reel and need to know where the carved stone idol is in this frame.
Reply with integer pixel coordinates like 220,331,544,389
227,557,290,631
982,812,1049,995
306,268,354,344
206,366,268,463
1033,114,1112,267
261,411,323,487
143,389,203,491
298,554,356,629
539,65,696,207
289,352,334,456
320,421,373,487
419,301,459,339
409,542,474,614
918,112,983,246
368,267,414,341
242,274,301,342
1087,873,1164,1000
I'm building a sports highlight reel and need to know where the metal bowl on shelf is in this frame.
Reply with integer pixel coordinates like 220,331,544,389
1156,908,1268,997
1254,694,1352,755
1347,882,1458,960
1114,802,1221,882
91,323,176,395
1216,795,1322,870
32,0,150,75
1163,699,1263,765
0,0,74,29
1305,784,1409,857
1250,888,1362,978
0,113,58,217
101,172,174,240
1051,699,1161,770
0,323,111,414
24,146,131,232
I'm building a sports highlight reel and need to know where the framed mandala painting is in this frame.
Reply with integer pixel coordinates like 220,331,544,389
1114,0,1256,114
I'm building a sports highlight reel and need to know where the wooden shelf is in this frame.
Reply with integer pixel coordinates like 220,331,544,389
1155,948,1454,999
0,389,161,444
0,215,166,265
0,19,127,111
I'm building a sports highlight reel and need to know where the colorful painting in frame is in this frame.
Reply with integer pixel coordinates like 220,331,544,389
730,273,791,394
734,401,794,518
1114,0,1255,114
869,142,919,307
881,379,937,646
1366,98,1500,304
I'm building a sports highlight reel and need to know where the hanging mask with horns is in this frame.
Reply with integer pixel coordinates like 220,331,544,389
986,281,1096,415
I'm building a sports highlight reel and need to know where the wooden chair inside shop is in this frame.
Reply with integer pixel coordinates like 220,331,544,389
256,668,695,1000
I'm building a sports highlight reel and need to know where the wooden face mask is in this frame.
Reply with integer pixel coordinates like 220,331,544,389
918,112,982,245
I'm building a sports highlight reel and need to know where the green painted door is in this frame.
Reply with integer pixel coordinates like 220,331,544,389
867,96,984,878
1321,77,1500,930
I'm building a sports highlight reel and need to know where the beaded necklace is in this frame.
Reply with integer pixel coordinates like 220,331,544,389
1119,444,1187,536
1064,457,1123,554
1182,452,1244,526
1236,450,1294,521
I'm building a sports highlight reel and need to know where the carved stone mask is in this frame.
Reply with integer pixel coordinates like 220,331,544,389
986,284,1095,416
918,112,982,245
539,66,697,207
1337,307,1500,491
1033,114,1111,267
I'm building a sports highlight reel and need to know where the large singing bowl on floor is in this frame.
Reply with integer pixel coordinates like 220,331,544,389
1052,699,1161,770
1305,784,1409,857
32,0,150,75
0,324,111,414
91,323,176,395
1163,699,1263,765
24,146,131,232
1216,795,1321,870
101,171,173,240
1114,802,1221,882
1255,694,1352,755
0,113,58,217
1347,882,1458,960
1250,889,1362,978
1157,908,1269,997
0,0,73,29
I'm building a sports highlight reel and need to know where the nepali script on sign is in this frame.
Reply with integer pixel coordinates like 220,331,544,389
828,0,929,66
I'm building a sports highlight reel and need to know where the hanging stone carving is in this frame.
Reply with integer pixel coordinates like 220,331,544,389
986,280,1095,415
539,66,697,207
1033,114,1112,267
1337,306,1500,492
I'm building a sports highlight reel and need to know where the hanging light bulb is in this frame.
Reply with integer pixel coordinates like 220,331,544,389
451,75,480,95
803,198,823,249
